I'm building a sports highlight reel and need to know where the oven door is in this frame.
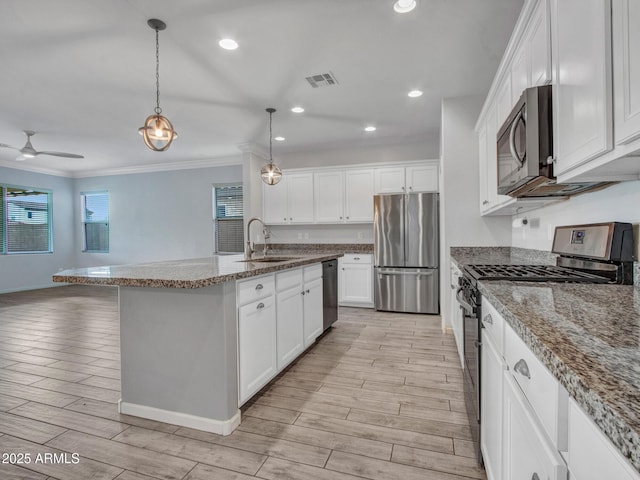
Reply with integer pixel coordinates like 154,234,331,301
456,279,483,465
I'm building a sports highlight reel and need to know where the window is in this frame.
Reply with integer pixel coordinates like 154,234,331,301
213,185,243,253
81,191,109,252
0,184,53,254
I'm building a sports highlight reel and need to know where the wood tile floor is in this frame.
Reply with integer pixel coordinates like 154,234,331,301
0,285,484,480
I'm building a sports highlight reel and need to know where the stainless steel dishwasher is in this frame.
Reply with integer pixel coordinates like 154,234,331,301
322,260,338,330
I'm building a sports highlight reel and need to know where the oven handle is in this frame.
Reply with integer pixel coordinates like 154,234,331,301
509,109,526,169
455,286,476,313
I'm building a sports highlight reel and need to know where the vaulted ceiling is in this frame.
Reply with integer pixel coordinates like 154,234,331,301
0,0,523,175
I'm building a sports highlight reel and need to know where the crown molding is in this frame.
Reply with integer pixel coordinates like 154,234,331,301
0,159,71,177
71,156,243,178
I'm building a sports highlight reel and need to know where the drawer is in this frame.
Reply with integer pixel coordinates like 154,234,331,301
276,268,303,292
303,263,322,282
340,253,372,264
504,323,569,450
481,297,504,356
237,274,275,306
568,398,640,480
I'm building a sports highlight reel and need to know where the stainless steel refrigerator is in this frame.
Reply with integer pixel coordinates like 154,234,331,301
373,192,439,314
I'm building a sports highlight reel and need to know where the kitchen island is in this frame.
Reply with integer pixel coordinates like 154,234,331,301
53,253,340,436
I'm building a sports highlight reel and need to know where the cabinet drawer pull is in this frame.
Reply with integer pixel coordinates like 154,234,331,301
483,313,493,325
353,257,360,260
255,284,264,290
306,289,310,293
256,302,265,310
514,359,531,379
531,474,540,480
482,200,489,205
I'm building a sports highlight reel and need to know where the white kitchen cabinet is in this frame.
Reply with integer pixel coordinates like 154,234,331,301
479,105,512,214
303,276,323,347
262,176,288,224
481,330,504,480
502,372,568,480
344,169,374,222
374,167,406,193
528,0,552,87
511,42,529,106
238,294,277,404
275,269,304,371
495,76,513,127
338,254,373,307
551,0,613,175
613,0,640,146
374,164,439,194
449,262,464,369
262,173,314,224
314,170,345,222
568,398,640,480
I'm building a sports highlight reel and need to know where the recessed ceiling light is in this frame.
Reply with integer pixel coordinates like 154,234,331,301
291,106,304,113
408,89,423,98
274,136,285,141
218,38,238,50
393,0,417,13
364,126,377,132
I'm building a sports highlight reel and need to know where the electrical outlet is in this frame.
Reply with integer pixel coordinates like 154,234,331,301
547,224,555,241
304,233,309,240
357,231,364,240
297,233,303,240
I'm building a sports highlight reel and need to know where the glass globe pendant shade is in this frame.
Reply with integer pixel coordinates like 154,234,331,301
138,114,177,151
261,162,282,185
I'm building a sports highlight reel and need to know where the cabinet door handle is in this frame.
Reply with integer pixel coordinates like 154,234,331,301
255,284,264,290
340,216,343,219
409,186,413,190
346,216,350,219
283,217,286,221
514,359,531,379
341,267,345,270
482,200,489,205
483,314,493,325
256,302,265,310
301,291,306,296
306,289,310,294
401,186,405,190
289,217,293,221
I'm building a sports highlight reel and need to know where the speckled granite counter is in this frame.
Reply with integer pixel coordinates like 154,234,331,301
479,282,640,472
451,247,640,471
53,253,341,288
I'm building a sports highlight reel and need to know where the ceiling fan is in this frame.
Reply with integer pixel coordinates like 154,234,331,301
0,130,84,161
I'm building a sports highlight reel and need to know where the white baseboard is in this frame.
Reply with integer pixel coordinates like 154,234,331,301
118,400,241,436
0,282,66,294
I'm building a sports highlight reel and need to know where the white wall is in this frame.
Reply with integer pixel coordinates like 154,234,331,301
0,167,75,293
511,180,640,255
440,96,512,329
73,165,243,267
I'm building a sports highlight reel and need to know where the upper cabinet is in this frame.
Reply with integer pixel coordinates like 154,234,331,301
374,165,439,194
264,162,435,225
613,0,640,146
263,173,314,224
551,0,613,175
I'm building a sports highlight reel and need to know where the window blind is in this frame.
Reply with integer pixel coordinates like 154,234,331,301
214,185,243,253
82,192,109,252
2,185,52,254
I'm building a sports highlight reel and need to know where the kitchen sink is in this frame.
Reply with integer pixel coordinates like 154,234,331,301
236,256,300,263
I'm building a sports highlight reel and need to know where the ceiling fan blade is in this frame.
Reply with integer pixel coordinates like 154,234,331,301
34,151,84,159
0,143,21,151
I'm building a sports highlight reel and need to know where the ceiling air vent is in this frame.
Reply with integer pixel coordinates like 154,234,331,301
305,72,339,88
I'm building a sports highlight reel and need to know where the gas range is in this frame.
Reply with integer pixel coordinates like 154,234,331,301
463,263,610,286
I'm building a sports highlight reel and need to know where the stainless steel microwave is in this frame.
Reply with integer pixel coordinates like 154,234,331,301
496,85,611,198
496,85,554,195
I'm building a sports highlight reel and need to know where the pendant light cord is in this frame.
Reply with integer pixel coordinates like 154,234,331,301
154,28,162,115
269,110,273,164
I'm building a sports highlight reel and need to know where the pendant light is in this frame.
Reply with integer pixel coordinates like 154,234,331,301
138,19,177,151
260,108,283,185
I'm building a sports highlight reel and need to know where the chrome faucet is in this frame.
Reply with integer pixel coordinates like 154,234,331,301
245,217,269,260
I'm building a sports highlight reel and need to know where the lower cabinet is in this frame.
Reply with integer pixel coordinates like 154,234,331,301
237,295,277,404
450,263,464,369
481,331,504,480
303,275,323,348
339,254,374,307
502,372,568,480
238,263,325,405
567,398,640,480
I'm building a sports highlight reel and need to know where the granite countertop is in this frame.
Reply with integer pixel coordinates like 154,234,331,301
479,281,640,472
53,253,341,289
262,243,373,254
450,246,640,472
